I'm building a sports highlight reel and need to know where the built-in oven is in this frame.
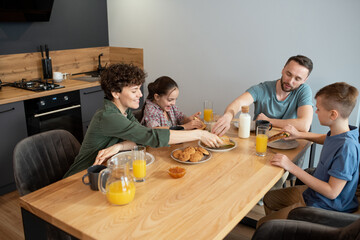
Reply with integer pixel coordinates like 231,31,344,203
24,90,83,143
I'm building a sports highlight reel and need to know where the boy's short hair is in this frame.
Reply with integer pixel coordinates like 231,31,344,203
315,82,359,118
100,63,146,100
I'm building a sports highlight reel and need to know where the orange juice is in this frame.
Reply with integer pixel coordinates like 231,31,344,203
204,108,213,122
133,159,146,179
256,134,268,154
106,181,135,205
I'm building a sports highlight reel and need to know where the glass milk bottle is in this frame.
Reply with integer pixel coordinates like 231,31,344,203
238,105,251,138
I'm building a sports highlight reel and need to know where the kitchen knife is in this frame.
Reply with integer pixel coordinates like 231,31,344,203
40,45,44,59
45,44,49,59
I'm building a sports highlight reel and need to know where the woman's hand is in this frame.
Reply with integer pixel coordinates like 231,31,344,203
211,113,232,136
94,143,123,165
269,153,295,171
94,141,137,165
200,130,223,148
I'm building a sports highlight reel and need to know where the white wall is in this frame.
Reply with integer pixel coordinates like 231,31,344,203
108,0,360,165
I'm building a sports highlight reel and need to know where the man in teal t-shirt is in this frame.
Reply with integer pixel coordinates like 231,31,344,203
213,55,314,136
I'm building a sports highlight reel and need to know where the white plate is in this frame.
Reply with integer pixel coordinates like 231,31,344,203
233,121,255,131
268,139,299,150
171,147,212,165
198,139,237,152
111,151,155,168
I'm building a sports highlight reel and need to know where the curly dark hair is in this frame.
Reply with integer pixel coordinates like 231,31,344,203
100,63,146,100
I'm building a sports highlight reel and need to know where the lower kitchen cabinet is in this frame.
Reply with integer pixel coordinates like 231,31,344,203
0,101,28,195
80,86,104,136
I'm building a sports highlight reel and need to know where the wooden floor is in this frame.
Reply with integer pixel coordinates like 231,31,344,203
0,190,264,240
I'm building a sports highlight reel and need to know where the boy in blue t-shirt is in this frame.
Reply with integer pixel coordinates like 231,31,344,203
258,82,360,227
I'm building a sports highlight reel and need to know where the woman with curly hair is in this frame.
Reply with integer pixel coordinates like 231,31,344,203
64,63,221,177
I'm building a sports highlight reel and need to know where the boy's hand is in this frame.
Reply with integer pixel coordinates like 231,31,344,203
270,153,294,171
282,124,300,140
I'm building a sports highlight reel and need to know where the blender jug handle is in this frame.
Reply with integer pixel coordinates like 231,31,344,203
98,168,110,194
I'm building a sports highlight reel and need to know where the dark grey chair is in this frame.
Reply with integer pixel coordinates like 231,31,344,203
13,129,81,239
132,109,143,122
252,207,360,240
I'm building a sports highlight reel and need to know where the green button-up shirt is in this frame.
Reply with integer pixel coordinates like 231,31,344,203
64,99,170,177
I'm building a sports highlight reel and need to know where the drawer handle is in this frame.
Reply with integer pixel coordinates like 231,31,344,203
0,107,15,114
83,90,102,95
34,105,81,118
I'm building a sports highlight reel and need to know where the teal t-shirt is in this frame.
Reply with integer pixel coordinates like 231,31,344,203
246,80,313,120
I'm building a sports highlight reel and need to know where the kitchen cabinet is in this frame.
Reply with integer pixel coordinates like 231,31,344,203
0,101,27,195
80,86,104,136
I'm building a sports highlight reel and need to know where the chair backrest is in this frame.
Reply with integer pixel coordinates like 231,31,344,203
132,109,143,122
13,129,81,196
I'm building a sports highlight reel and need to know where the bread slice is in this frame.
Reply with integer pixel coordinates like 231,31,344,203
268,132,290,142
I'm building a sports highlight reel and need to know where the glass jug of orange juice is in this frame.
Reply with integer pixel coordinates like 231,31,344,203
99,155,135,205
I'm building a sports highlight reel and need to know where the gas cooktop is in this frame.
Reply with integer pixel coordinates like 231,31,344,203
10,78,65,92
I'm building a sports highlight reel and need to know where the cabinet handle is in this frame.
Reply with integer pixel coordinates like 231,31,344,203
34,105,81,118
0,107,15,114
83,89,103,95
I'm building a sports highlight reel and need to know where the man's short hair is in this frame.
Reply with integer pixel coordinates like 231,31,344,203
285,55,313,76
315,82,358,119
100,63,146,100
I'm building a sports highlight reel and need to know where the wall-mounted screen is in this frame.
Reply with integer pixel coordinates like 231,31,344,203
0,0,54,22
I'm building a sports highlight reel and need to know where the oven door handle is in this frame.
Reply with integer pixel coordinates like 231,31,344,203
34,104,81,118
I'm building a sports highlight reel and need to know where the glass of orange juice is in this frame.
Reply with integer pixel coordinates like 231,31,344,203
132,146,147,182
256,125,268,156
204,100,213,123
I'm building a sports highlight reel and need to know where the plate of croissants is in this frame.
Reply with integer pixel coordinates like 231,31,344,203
171,146,212,164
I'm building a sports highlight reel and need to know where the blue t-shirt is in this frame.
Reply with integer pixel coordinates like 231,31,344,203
303,126,360,212
246,80,313,120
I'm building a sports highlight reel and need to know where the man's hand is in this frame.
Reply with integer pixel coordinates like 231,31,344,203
269,153,295,171
256,113,270,121
211,113,232,136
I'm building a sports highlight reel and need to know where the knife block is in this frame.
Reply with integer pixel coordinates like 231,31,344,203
41,58,53,80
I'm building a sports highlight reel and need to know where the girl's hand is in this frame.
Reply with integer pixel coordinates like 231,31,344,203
182,118,204,130
269,153,294,171
200,130,223,148
189,112,202,120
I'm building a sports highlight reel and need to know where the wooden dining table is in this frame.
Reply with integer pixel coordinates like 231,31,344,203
19,125,311,240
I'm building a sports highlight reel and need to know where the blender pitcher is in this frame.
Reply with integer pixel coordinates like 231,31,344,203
98,154,136,205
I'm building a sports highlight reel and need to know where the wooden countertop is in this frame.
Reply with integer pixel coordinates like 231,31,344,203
0,78,100,105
